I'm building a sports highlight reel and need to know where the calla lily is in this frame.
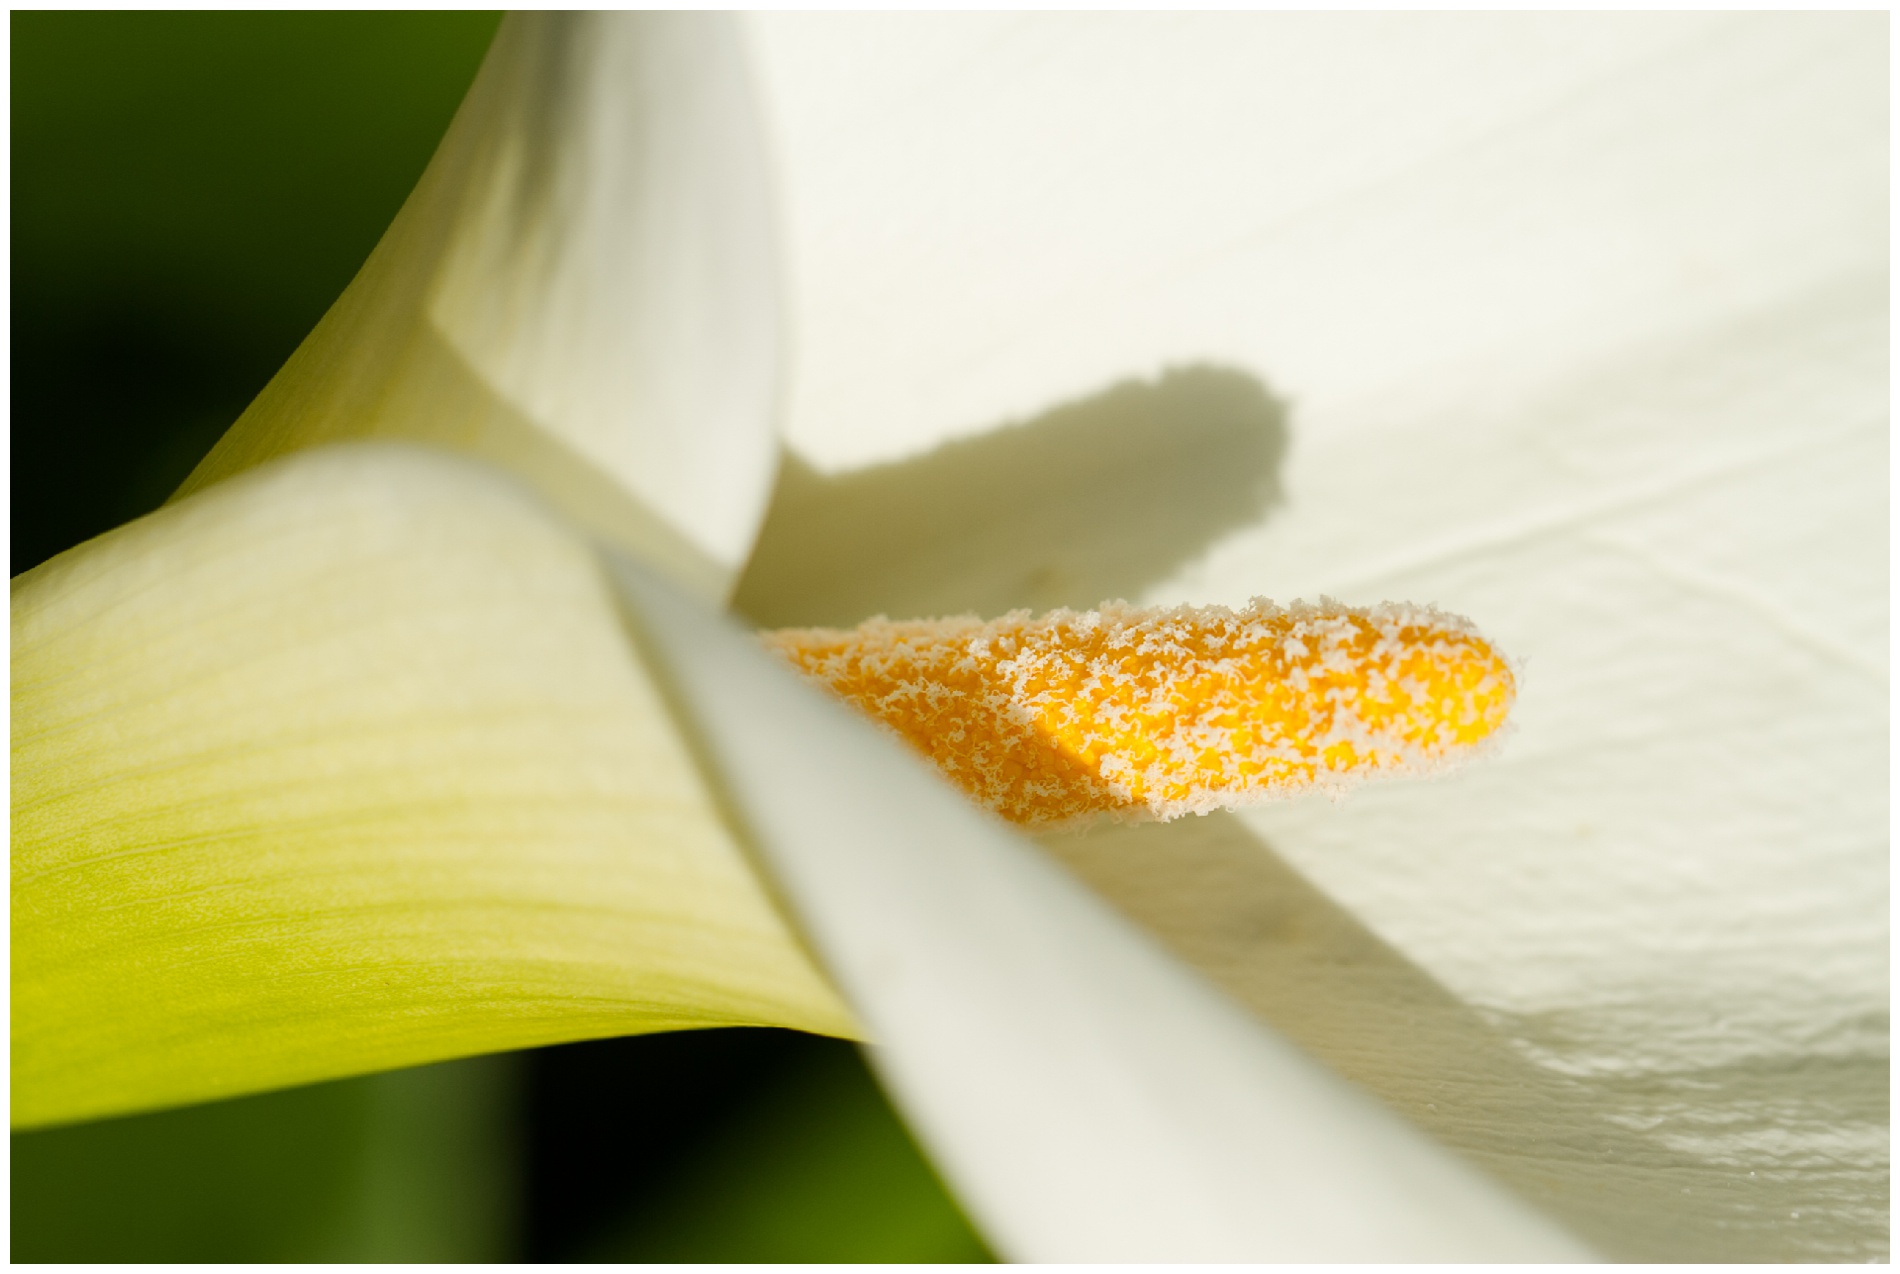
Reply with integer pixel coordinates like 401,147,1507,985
13,10,1883,1262
14,13,1579,1261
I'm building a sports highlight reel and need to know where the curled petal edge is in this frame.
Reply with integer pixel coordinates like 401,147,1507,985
172,12,782,600
611,553,1597,1262
12,444,852,1130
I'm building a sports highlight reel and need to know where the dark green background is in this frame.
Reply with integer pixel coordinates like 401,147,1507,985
10,12,989,1261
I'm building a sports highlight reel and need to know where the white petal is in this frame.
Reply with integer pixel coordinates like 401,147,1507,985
751,13,1880,470
178,13,781,596
611,556,1594,1262
744,13,1886,1259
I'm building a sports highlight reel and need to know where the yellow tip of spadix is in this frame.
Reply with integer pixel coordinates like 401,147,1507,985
762,597,1516,827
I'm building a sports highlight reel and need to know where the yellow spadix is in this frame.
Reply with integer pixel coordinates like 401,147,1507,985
764,601,1515,827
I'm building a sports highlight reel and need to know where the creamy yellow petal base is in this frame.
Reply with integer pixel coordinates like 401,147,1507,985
12,445,855,1130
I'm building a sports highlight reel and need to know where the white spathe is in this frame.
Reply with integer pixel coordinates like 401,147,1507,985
753,13,1882,472
430,14,782,573
747,10,1888,1260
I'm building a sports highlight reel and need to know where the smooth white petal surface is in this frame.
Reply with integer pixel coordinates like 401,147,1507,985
613,557,1593,1263
753,13,1881,471
178,13,781,597
746,12,1887,1259
13,446,851,1129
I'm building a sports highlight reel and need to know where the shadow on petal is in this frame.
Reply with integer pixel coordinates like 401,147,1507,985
734,363,1287,627
1041,813,1889,1262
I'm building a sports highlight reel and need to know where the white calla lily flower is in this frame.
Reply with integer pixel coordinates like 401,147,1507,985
14,10,1883,1262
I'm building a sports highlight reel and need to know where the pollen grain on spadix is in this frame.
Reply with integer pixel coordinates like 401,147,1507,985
760,597,1516,828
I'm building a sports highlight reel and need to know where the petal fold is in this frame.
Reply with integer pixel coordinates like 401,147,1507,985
12,445,851,1130
174,13,782,598
611,557,1593,1262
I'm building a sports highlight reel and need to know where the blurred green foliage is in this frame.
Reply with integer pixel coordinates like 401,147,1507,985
586,1039,991,1263
12,10,501,573
12,1060,519,1261
11,12,991,1263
